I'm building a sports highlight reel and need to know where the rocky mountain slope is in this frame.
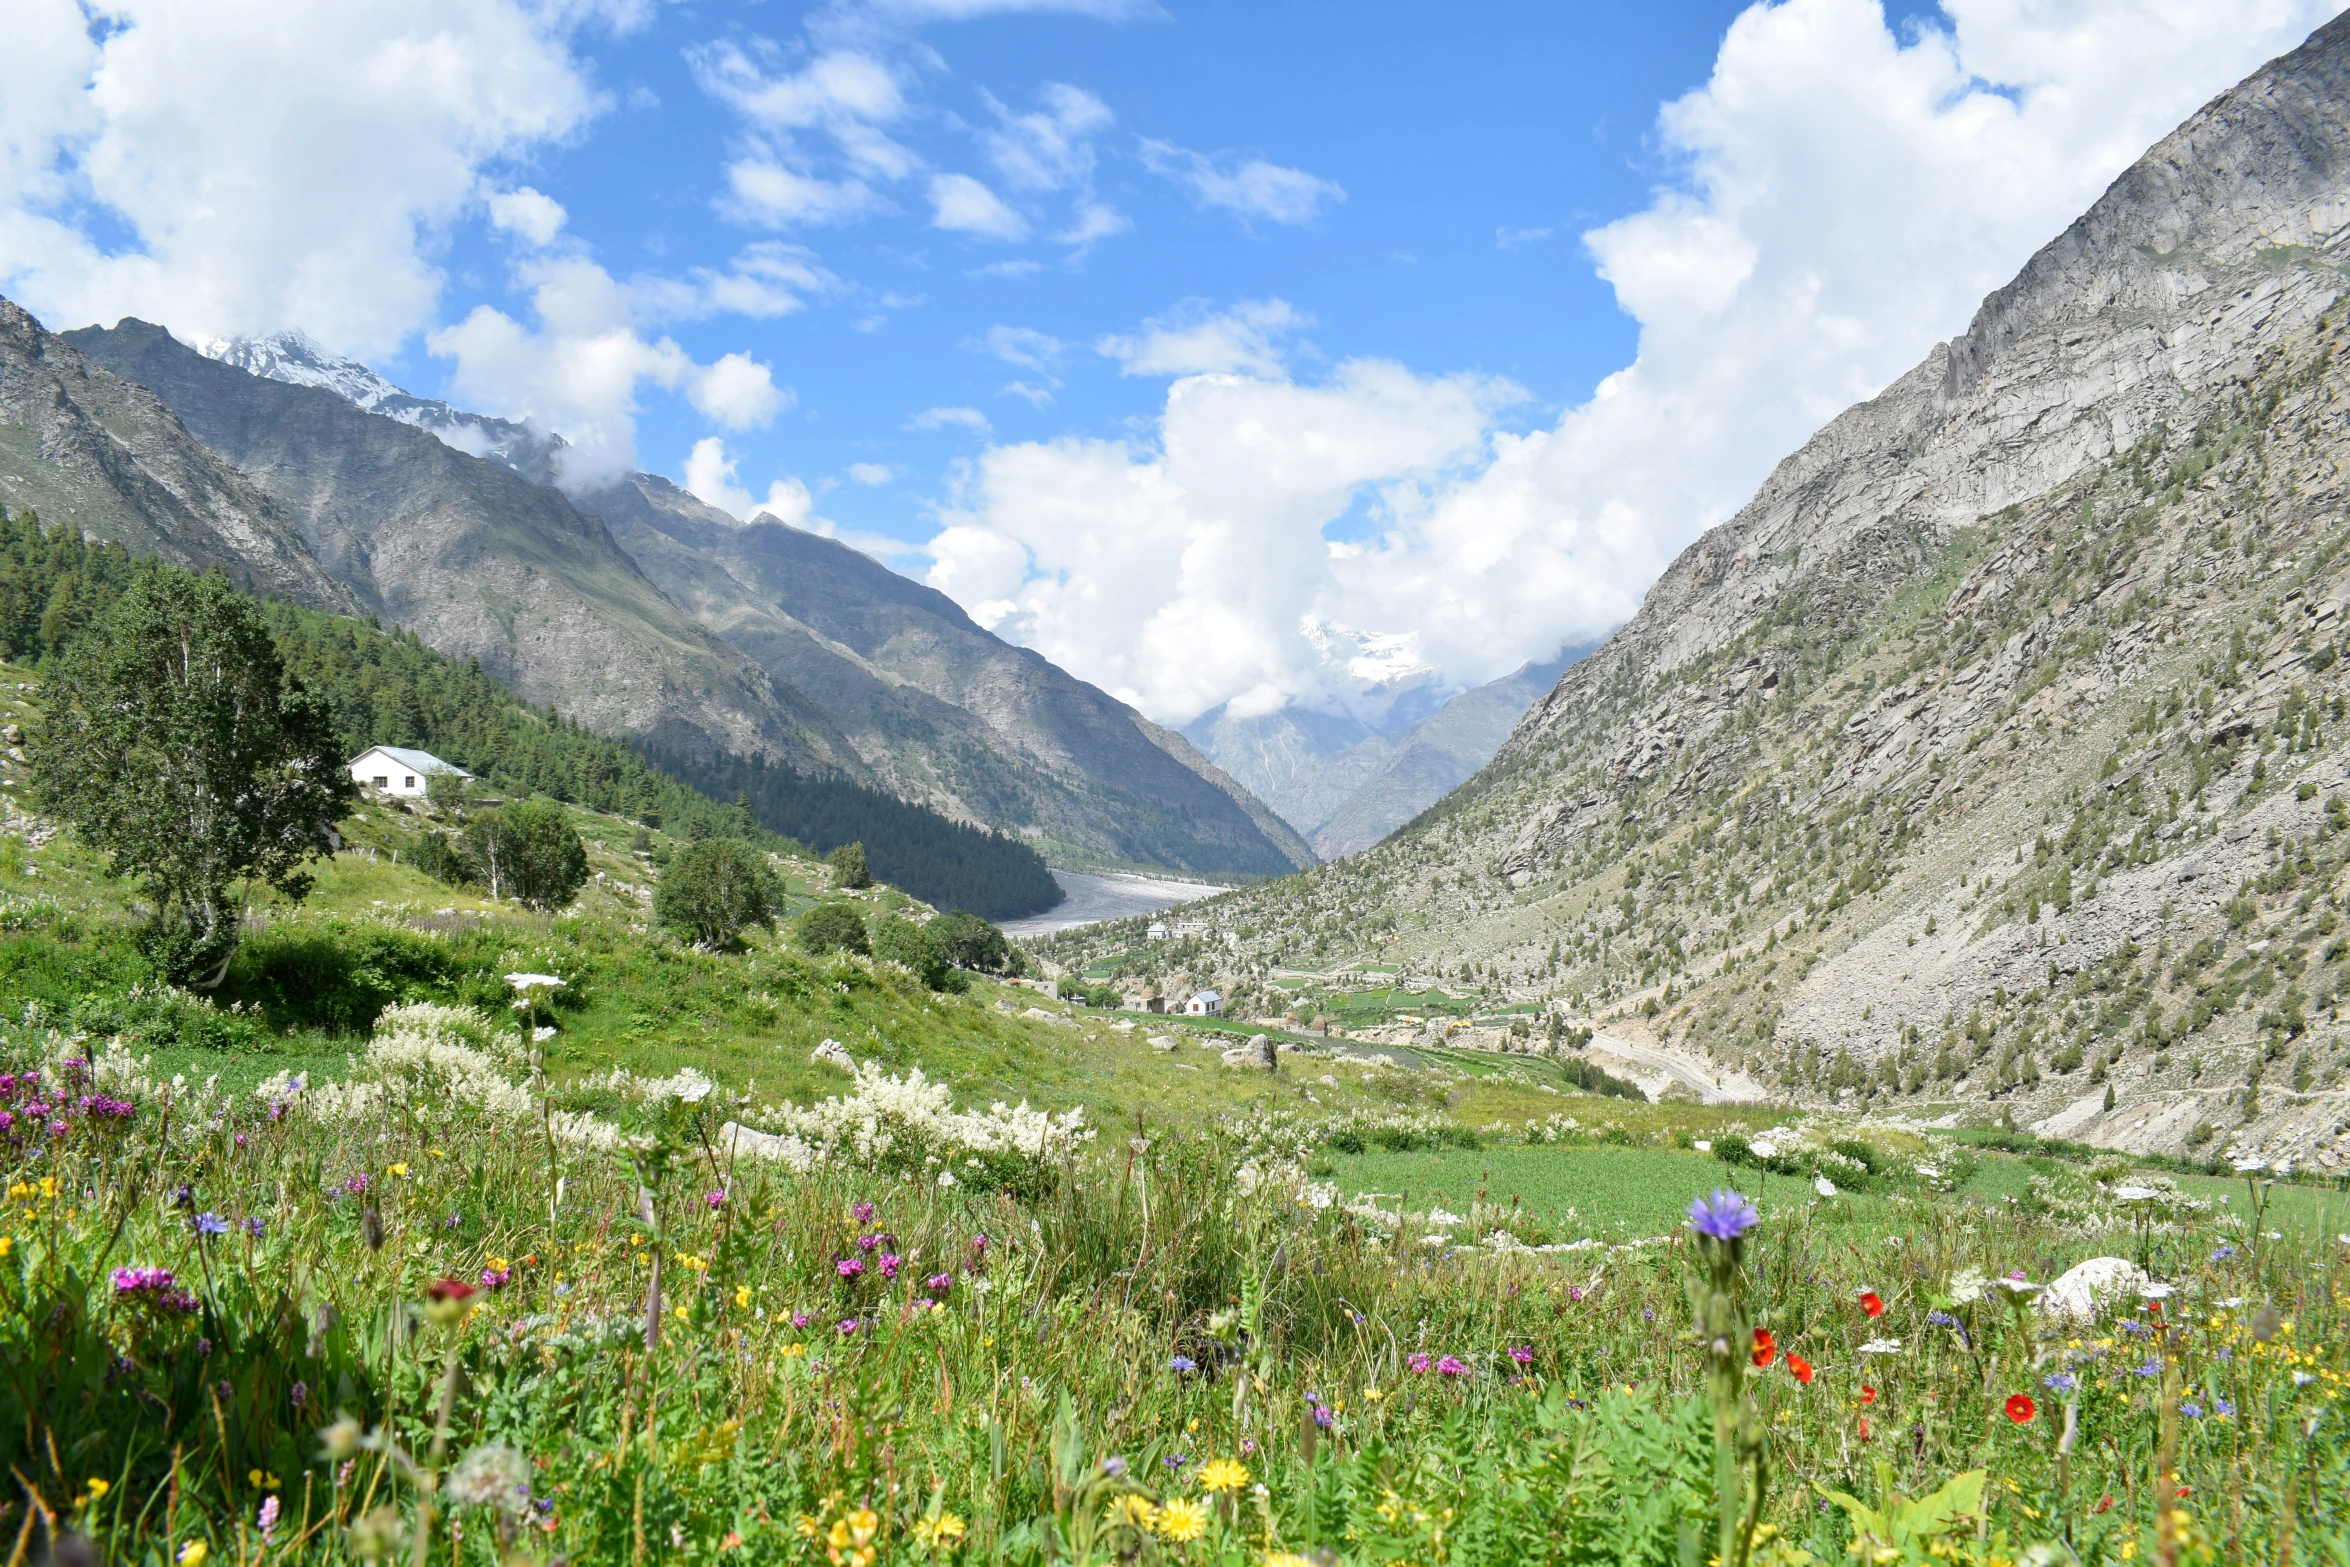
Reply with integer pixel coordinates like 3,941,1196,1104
0,301,353,611
1186,646,1592,858
578,473,1315,875
1055,12,2350,1169
59,317,860,772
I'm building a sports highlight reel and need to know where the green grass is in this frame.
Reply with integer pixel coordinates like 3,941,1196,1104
1329,1144,1726,1238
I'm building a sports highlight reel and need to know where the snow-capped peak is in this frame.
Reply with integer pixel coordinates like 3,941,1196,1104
194,330,569,486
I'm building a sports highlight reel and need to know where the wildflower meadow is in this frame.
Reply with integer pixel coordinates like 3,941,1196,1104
0,999,2345,1567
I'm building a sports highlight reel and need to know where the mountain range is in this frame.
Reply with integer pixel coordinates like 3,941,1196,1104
0,307,1313,880
1054,10,2350,1169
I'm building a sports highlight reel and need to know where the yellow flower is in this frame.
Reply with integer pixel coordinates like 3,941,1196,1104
673,1303,690,1320
795,1515,819,1540
1265,1555,1315,1567
177,1544,209,1567
387,1163,409,1178
1104,1496,1157,1530
80,1478,110,1504
1155,1498,1209,1543
735,1285,754,1309
913,1512,968,1550
1199,1458,1248,1494
0,1237,12,1259
489,1256,509,1272
429,1147,446,1158
782,1343,808,1359
1363,1386,1383,1403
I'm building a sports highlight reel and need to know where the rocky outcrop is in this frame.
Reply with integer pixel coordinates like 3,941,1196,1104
0,299,352,611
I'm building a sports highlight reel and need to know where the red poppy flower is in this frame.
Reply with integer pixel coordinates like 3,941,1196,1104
1751,1328,1776,1368
426,1277,477,1303
1859,1291,1885,1318
1860,1386,1878,1405
1787,1353,1814,1385
2094,1496,2115,1516
2006,1393,2036,1424
1857,1416,1871,1441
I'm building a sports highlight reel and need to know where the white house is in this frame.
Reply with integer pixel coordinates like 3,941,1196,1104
349,745,470,798
1183,989,1222,1017
1145,920,1170,940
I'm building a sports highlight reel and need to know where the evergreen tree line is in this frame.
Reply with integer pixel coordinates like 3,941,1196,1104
0,508,1063,919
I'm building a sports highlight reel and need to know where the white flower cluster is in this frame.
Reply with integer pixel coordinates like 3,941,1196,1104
573,1065,716,1105
723,1061,1093,1174
270,1004,536,1123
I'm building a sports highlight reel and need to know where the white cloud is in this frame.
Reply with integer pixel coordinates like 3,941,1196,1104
929,0,2349,726
871,0,1157,15
999,379,1057,408
487,187,568,248
1138,139,1344,226
691,352,791,429
1495,225,1552,250
1098,297,1302,377
847,462,895,485
683,436,818,525
970,259,1044,280
909,405,991,433
722,160,886,227
970,323,1065,374
984,83,1113,192
0,0,603,357
929,173,1029,240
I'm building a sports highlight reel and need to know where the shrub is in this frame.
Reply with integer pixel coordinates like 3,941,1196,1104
654,838,781,947
221,921,466,1035
795,901,870,956
407,829,474,887
871,916,969,993
931,910,1013,973
828,840,872,889
466,799,588,910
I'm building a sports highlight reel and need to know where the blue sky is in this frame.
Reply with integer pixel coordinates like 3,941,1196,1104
6,0,2342,724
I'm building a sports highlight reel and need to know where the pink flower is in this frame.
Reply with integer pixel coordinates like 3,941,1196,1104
705,1190,727,1209
1508,1345,1534,1366
852,1201,876,1223
879,1253,901,1281
1408,1352,1432,1374
1436,1356,1468,1377
836,1258,865,1280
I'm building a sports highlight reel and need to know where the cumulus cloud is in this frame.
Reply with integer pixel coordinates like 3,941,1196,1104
0,0,604,356
722,161,887,227
929,173,1029,240
1138,139,1344,226
683,436,818,525
930,0,2348,725
1098,297,1302,377
691,352,792,429
487,187,569,248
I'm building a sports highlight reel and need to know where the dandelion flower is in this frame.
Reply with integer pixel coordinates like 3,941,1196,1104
1155,1498,1209,1542
1104,1496,1157,1530
177,1545,209,1567
1199,1458,1249,1493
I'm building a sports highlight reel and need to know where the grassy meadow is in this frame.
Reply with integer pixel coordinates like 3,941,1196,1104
1,790,2347,1564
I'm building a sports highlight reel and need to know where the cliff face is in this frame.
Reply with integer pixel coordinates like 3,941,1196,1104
60,320,862,774
0,300,352,612
580,473,1315,876
1057,13,2350,1167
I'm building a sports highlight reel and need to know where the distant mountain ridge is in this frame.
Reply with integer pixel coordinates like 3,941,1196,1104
1184,644,1595,857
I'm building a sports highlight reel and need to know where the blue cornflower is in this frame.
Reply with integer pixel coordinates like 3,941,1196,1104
193,1212,229,1236
1687,1190,1760,1241
2043,1372,2078,1395
2213,1396,2235,1418
244,1217,266,1239
1169,1355,1198,1374
2181,1400,2206,1419
2211,1245,2236,1262
2133,1359,2164,1379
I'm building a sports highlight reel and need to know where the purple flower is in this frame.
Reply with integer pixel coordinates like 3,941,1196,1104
2211,1245,2236,1262
2181,1400,2206,1419
791,1312,811,1329
1169,1355,1198,1374
857,1233,880,1252
1164,1455,1188,1469
1408,1352,1432,1374
1313,1404,1335,1428
290,1381,309,1408
193,1212,229,1237
878,1253,901,1281
1435,1356,1468,1377
926,1272,953,1294
852,1201,876,1223
838,1318,861,1335
1508,1345,1534,1366
706,1190,727,1209
2133,1359,2164,1379
245,1217,266,1239
1100,1456,1128,1478
1687,1190,1759,1241
481,1268,511,1291
2043,1372,2078,1394
2214,1396,2235,1417
836,1257,865,1280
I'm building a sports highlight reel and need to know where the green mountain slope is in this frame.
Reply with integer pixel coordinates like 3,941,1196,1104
1053,12,2350,1168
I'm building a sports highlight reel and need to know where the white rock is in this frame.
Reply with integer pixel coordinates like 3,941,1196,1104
2038,1257,2150,1320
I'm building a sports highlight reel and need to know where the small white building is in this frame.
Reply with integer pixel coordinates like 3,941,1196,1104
1183,989,1222,1017
1145,920,1170,940
349,745,470,798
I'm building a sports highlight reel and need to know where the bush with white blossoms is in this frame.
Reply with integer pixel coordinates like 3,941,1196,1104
268,1004,537,1123
722,1061,1092,1176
